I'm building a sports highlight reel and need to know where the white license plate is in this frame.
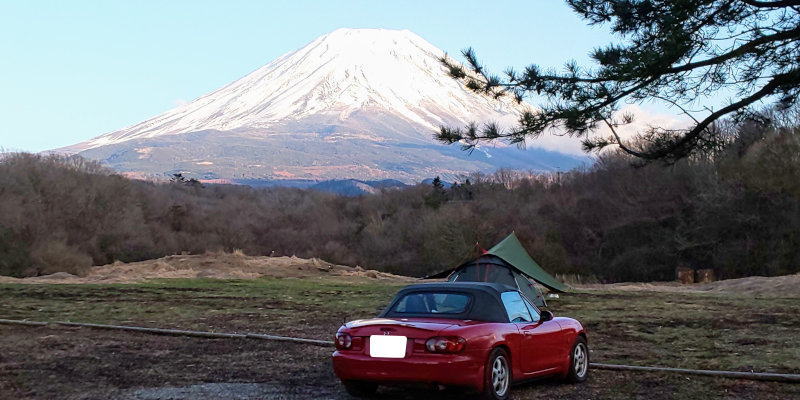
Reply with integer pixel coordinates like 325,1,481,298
369,335,407,358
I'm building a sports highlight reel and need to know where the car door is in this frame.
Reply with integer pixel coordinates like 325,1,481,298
500,291,557,375
519,296,564,373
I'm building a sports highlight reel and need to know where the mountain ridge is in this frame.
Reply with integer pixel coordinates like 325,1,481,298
56,28,587,181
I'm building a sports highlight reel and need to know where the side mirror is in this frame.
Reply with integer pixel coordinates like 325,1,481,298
540,310,554,322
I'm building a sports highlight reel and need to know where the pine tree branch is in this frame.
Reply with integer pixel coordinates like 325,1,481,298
741,0,800,7
630,68,800,160
664,26,800,74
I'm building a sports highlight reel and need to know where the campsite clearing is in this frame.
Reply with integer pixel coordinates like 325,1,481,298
1,276,799,399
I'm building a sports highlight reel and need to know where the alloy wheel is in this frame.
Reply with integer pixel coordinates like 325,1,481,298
574,342,588,378
491,355,509,396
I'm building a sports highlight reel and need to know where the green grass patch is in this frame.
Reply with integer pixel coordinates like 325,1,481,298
1,279,798,374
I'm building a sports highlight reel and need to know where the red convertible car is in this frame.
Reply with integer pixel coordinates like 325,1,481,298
332,282,589,399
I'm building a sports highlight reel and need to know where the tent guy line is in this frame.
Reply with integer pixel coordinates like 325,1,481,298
1,318,798,383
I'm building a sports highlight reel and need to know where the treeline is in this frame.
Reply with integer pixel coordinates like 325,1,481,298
1,117,799,281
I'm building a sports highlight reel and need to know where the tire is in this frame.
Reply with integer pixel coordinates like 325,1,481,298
480,347,511,400
342,380,378,398
566,336,589,383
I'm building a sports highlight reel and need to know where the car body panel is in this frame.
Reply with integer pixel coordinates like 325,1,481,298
331,282,586,392
516,319,564,374
332,348,486,388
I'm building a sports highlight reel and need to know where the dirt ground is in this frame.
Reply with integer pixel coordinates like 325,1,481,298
1,324,798,400
578,273,800,298
3,252,798,298
0,252,414,285
1,257,799,399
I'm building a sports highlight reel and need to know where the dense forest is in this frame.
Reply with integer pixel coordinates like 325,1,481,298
1,114,799,282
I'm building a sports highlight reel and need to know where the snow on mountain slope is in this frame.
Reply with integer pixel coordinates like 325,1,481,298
58,28,586,181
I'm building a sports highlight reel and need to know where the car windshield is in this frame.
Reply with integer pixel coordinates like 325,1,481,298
391,292,471,314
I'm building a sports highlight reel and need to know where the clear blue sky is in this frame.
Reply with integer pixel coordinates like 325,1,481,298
0,1,616,152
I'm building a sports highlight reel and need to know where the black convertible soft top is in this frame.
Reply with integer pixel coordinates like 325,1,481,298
379,282,516,323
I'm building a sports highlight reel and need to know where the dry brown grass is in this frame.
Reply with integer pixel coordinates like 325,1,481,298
578,273,800,298
0,277,798,399
0,252,415,285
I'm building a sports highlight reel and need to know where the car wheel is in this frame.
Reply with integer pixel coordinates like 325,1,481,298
342,380,378,398
566,336,589,383
481,347,511,400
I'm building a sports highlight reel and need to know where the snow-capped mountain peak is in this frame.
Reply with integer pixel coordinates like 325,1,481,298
57,28,584,182
70,28,521,152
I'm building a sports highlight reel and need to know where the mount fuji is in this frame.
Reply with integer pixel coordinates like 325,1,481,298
57,28,587,183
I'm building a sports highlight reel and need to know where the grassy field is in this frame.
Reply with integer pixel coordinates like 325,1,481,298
1,278,799,399
0,278,402,339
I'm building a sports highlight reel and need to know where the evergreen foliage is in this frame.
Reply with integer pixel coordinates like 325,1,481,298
439,0,800,162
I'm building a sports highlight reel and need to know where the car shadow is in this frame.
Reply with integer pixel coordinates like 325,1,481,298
342,377,569,399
